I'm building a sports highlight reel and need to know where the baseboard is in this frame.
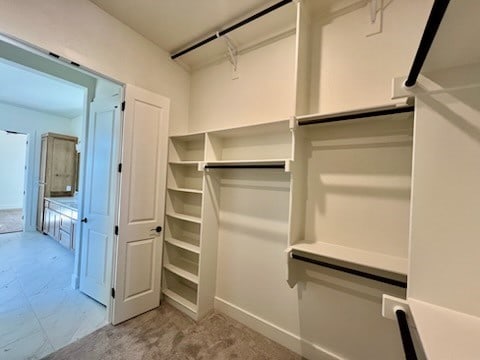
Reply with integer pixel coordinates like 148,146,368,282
0,205,22,210
214,296,342,360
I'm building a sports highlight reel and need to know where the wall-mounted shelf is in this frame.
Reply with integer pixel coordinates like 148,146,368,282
290,241,408,277
164,263,199,284
163,288,198,313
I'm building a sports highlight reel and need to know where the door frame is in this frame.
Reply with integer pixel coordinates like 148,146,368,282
0,32,127,325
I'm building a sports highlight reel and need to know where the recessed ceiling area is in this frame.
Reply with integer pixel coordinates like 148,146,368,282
0,60,85,118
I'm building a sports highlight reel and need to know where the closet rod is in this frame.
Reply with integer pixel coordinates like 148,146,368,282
297,105,414,126
395,309,418,360
204,164,285,169
291,253,407,288
404,0,450,87
170,0,293,60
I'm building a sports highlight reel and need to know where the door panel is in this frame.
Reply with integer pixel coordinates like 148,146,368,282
113,85,169,324
79,98,121,306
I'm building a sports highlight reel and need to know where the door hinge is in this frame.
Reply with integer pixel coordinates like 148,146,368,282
111,288,115,298
118,163,122,173
114,226,119,235
121,101,126,111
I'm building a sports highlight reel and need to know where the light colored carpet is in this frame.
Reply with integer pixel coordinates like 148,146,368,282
43,303,302,360
0,209,23,234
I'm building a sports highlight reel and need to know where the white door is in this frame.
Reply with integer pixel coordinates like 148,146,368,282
112,85,170,324
79,97,121,305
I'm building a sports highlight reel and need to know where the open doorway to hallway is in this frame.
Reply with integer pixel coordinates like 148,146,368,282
0,130,27,234
0,39,123,359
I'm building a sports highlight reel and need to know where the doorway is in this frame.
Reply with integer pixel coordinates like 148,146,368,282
0,130,27,234
0,47,121,357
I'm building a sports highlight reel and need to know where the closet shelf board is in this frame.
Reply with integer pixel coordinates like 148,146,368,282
169,161,201,166
163,289,198,314
167,187,203,194
166,212,202,224
165,237,201,254
290,241,408,276
207,119,291,138
164,263,199,284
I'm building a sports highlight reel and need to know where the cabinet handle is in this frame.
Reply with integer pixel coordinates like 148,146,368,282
81,218,88,223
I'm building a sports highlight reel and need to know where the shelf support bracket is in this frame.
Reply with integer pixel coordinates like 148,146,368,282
217,33,239,79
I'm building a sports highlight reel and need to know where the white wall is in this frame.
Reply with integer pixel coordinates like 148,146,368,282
0,0,190,134
0,102,77,230
308,0,433,114
0,130,27,209
189,35,296,132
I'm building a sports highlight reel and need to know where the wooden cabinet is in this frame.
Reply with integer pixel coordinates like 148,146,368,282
43,198,77,250
36,133,78,231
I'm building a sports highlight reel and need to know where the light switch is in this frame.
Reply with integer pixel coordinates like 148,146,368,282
66,185,72,191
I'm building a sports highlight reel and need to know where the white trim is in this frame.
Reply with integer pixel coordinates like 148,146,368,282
214,296,342,360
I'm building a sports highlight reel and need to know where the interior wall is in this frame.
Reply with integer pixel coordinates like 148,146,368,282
309,0,433,114
0,0,190,134
189,35,296,133
0,102,77,231
0,130,27,210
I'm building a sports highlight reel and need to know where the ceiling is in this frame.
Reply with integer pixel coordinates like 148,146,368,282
89,0,346,68
90,0,279,54
0,60,85,118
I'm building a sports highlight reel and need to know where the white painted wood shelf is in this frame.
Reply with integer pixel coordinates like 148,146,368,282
166,212,202,224
163,289,198,313
164,263,199,284
168,161,200,166
290,241,408,276
165,237,200,254
167,187,203,194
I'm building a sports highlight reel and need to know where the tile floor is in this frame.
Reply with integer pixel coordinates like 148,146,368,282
0,231,107,360
0,209,23,234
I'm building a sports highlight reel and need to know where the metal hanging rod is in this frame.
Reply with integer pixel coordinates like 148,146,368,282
171,0,293,60
404,0,451,87
204,164,285,169
395,309,418,360
297,105,414,126
291,253,407,288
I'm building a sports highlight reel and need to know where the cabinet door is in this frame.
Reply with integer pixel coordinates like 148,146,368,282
53,212,61,241
50,138,77,195
59,230,71,249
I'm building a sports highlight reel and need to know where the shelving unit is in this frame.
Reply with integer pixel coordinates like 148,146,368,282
288,105,414,284
162,132,220,320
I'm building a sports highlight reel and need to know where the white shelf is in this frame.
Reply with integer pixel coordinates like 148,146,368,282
164,263,199,284
168,187,202,194
163,289,198,314
166,212,202,224
290,241,408,276
165,237,200,254
169,161,200,166
408,299,480,359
